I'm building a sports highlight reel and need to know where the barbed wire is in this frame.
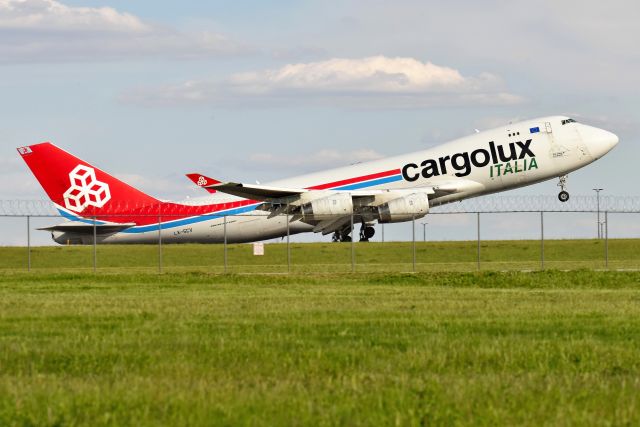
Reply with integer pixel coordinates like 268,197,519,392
0,200,58,216
0,195,639,217
431,195,640,213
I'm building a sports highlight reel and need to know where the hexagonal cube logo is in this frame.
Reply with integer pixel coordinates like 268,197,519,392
70,166,95,188
62,164,111,212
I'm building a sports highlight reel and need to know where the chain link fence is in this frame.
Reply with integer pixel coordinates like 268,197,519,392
1,196,639,273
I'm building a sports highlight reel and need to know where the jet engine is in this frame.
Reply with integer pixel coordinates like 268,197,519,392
301,193,353,218
377,193,429,223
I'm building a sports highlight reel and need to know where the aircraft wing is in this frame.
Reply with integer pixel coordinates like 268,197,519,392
208,182,308,200
186,173,219,193
207,181,307,200
187,173,307,200
187,176,482,202
184,172,484,235
185,172,483,203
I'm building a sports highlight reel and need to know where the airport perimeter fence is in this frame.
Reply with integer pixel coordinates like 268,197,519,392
1,195,640,273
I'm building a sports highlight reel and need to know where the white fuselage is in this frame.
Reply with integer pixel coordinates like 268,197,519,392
91,115,618,244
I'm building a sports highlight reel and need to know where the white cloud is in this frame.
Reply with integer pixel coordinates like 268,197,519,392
231,56,470,93
123,56,523,108
0,0,148,32
0,0,250,63
322,1,640,94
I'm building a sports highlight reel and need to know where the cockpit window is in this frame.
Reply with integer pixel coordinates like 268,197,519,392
561,118,577,125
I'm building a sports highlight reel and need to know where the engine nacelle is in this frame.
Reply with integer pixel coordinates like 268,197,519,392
301,193,353,218
377,193,429,223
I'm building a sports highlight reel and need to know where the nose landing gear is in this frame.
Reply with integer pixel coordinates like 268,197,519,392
557,175,570,202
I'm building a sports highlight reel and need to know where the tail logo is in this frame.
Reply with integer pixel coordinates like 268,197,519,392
197,176,207,186
63,165,111,212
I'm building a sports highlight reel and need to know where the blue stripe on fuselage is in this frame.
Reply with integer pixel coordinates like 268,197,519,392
122,204,260,233
57,208,107,225
58,173,404,233
333,174,402,190
56,204,261,234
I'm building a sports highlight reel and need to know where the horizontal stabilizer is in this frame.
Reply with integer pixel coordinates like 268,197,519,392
38,221,136,234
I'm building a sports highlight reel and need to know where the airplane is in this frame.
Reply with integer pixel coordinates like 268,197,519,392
17,115,618,245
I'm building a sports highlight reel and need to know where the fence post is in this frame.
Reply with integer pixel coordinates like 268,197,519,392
286,208,290,273
93,216,97,273
477,212,481,271
412,216,416,272
605,211,609,269
157,213,162,273
381,223,384,243
223,215,228,273
540,211,544,271
350,213,355,273
27,215,31,272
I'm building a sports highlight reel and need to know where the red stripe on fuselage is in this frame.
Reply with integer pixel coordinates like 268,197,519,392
78,199,259,226
86,168,401,227
307,168,400,190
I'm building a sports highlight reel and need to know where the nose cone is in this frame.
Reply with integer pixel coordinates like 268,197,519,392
580,125,619,158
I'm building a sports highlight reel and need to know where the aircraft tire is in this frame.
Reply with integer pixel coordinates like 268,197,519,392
363,226,375,239
558,191,570,202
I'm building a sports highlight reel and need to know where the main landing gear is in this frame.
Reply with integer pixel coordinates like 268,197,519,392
332,231,351,242
557,175,570,202
359,223,375,242
331,222,375,242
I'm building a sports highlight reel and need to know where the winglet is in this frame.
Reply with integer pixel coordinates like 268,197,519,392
186,173,221,194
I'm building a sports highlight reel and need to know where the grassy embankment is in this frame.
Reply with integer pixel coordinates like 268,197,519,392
1,270,640,425
0,239,638,272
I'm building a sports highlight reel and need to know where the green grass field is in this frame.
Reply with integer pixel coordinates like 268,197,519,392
1,270,640,426
1,238,639,273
